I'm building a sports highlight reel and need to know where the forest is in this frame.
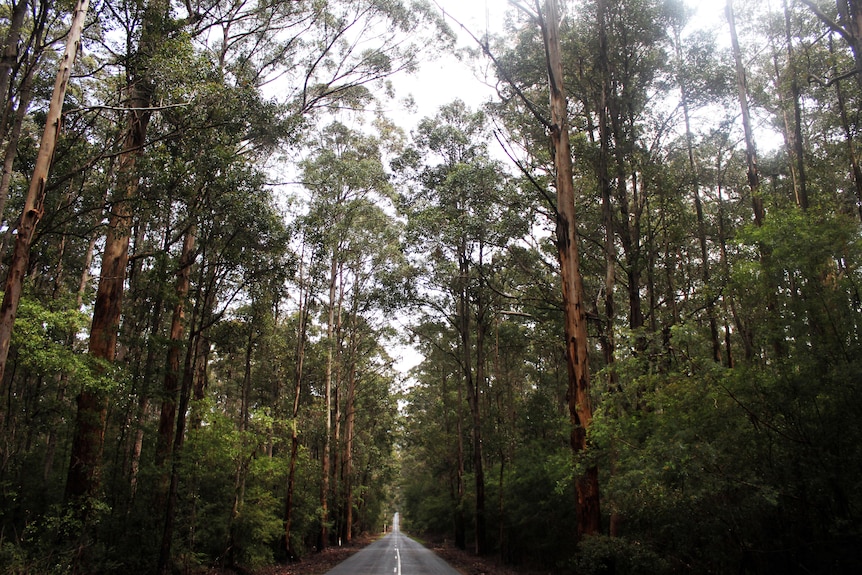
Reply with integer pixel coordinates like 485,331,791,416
0,0,861,573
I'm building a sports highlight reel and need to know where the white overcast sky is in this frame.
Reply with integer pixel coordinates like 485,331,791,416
388,0,508,124
392,0,728,126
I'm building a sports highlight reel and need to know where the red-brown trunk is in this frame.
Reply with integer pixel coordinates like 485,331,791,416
541,0,600,539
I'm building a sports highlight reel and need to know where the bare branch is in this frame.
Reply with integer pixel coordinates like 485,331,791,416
431,0,552,130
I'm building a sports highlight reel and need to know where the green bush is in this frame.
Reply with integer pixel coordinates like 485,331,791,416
573,535,670,575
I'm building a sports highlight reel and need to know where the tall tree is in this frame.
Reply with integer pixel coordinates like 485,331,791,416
0,0,89,427
65,0,167,514
800,0,862,90
298,121,393,549
539,0,600,538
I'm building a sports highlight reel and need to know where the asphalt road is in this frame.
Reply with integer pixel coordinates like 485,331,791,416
324,514,460,575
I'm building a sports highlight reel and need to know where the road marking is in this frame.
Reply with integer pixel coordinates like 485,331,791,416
395,547,401,575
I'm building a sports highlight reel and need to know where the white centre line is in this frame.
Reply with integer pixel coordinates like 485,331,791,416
395,547,402,575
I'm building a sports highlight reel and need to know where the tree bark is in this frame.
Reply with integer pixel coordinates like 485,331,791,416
0,0,89,407
284,250,311,557
727,0,764,226
539,0,600,539
154,227,196,502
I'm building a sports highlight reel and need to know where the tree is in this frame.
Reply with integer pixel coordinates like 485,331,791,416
297,120,395,549
539,0,600,538
397,99,530,553
0,0,89,416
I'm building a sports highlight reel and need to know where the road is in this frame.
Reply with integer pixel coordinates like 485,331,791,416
324,514,460,575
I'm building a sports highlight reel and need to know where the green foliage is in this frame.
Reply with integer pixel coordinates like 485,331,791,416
12,295,117,393
595,314,862,573
6,0,862,573
231,470,286,568
0,498,113,575
573,535,670,575
501,446,577,566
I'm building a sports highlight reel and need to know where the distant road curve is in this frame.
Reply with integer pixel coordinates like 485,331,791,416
324,513,460,575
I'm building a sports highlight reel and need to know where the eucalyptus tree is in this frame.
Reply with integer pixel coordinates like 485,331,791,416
333,203,406,544
0,0,88,422
401,239,579,565
294,120,398,550
158,156,291,573
64,0,172,529
396,100,528,553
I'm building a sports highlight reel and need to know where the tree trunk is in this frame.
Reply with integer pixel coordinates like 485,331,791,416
0,48,36,231
832,34,862,222
716,148,752,362
455,369,466,550
598,0,617,379
675,26,720,362
0,1,28,123
597,1,623,535
241,308,254,431
320,253,338,550
727,0,764,226
729,0,789,361
332,267,344,542
343,315,357,544
284,251,311,557
471,248,487,556
154,227,196,502
539,0,600,539
0,0,89,404
158,319,199,575
841,0,862,89
66,0,165,520
783,0,809,210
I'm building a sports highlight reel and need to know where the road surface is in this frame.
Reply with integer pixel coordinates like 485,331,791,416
324,514,460,575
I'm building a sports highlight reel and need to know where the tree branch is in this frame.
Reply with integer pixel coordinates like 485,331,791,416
492,129,558,217
431,0,552,130
807,67,859,87
798,0,853,44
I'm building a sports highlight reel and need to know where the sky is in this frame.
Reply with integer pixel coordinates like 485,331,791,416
387,0,509,124
391,0,728,126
